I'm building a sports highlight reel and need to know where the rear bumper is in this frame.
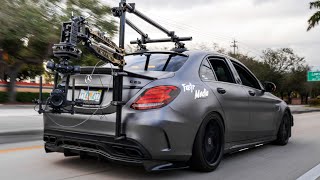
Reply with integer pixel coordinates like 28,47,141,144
44,129,189,171
44,129,150,165
43,106,195,162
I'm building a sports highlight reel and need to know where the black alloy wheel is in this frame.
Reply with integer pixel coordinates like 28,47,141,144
203,120,222,165
274,111,291,145
190,113,224,172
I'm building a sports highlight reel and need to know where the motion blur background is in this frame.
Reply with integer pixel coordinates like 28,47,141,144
1,0,320,107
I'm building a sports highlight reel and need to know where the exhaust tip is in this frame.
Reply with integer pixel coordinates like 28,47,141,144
49,136,57,143
43,136,49,142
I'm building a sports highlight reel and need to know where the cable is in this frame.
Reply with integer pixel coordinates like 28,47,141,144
85,60,103,106
45,63,115,128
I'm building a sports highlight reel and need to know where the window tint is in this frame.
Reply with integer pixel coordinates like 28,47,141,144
208,59,235,83
232,62,261,89
123,54,188,72
199,59,216,81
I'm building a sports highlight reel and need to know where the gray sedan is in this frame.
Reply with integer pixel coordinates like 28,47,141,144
43,50,293,172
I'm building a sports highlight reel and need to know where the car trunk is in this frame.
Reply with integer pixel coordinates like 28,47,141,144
65,67,174,114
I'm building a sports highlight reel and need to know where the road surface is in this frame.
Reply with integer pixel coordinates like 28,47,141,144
0,107,320,180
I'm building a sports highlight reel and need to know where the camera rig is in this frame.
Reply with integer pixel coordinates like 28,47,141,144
35,0,192,139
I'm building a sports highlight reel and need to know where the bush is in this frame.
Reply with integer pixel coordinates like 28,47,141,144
16,92,50,103
309,99,320,106
0,92,8,103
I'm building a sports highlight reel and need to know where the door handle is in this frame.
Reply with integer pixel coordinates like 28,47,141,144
217,88,227,94
248,90,256,96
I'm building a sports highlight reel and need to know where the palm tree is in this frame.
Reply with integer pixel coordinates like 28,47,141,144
307,1,320,31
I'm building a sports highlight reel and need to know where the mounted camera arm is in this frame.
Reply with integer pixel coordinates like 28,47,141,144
113,3,192,49
36,15,127,115
125,18,149,50
52,16,126,67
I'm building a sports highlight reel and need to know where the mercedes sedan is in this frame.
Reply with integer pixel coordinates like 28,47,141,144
43,50,293,172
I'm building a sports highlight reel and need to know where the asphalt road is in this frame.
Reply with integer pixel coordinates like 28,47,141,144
0,110,320,179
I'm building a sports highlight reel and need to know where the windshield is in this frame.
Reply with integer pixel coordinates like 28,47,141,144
123,53,188,72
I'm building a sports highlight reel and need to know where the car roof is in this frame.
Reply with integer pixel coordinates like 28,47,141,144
126,50,244,65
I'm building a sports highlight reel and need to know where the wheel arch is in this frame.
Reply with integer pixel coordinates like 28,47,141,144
191,110,226,155
203,111,225,131
284,107,294,127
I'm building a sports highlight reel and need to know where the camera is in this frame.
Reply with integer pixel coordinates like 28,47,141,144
47,88,84,113
46,61,81,74
49,89,66,110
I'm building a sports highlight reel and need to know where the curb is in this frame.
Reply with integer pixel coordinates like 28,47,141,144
291,109,320,114
0,129,43,136
0,104,35,109
0,129,43,145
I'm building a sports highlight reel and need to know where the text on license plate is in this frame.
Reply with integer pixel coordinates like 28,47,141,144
78,89,102,103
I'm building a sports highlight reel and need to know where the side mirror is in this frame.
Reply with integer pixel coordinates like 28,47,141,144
264,81,276,92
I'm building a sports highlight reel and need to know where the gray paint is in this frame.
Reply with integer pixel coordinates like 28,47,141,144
44,50,292,163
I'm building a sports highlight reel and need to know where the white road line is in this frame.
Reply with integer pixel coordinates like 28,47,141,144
297,163,320,180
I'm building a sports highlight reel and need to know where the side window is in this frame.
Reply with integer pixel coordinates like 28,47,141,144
232,62,261,90
199,59,216,81
208,59,235,83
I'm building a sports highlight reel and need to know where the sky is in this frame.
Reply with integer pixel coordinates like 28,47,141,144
104,0,320,66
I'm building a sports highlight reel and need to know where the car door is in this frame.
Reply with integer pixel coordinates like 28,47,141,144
230,60,279,139
200,57,251,142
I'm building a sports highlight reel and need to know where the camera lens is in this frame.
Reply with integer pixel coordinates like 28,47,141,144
46,61,55,71
50,89,65,108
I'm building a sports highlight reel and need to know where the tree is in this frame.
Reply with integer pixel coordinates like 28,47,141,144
17,64,45,82
0,0,117,102
229,53,276,83
261,48,306,102
262,48,305,73
307,1,320,31
0,1,57,102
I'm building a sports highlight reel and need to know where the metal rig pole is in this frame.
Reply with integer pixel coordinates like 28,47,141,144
114,0,126,139
119,0,126,49
38,76,43,114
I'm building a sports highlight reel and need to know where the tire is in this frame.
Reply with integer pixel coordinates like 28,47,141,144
190,113,224,172
274,111,291,145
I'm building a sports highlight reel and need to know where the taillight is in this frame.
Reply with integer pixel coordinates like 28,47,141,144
131,86,180,110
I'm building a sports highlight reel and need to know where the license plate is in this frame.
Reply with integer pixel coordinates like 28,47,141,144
78,89,102,104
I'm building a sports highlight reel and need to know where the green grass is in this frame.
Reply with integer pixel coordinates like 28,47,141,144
309,105,320,108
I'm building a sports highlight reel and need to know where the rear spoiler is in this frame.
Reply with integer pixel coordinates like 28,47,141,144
80,67,157,80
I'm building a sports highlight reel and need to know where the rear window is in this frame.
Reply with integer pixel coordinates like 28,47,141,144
123,54,188,72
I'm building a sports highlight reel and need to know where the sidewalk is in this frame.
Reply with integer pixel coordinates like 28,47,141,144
289,105,320,114
0,106,43,136
0,104,35,109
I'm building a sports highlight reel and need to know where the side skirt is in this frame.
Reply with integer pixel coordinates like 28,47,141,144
224,136,277,154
